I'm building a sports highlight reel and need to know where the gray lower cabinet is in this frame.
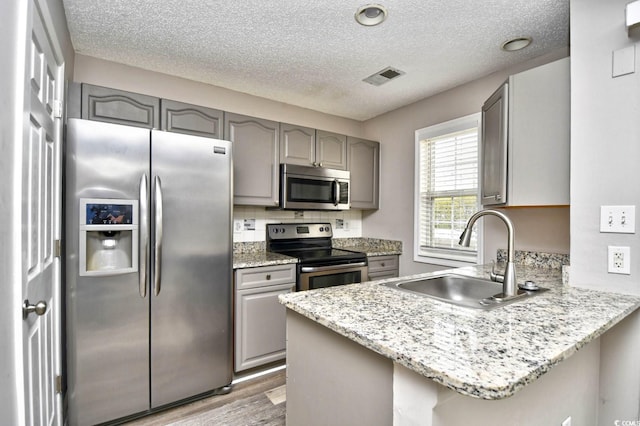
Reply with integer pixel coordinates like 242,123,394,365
367,255,399,281
160,99,224,139
70,83,160,128
234,264,296,372
225,112,280,206
347,137,380,209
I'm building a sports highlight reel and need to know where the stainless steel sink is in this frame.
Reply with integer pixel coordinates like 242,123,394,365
383,274,547,310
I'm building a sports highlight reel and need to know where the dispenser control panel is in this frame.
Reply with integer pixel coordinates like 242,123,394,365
85,202,134,225
79,198,138,276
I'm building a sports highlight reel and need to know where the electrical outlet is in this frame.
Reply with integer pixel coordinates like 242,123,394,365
608,246,631,274
561,416,572,426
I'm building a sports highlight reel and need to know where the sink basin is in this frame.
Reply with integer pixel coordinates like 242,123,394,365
383,274,547,310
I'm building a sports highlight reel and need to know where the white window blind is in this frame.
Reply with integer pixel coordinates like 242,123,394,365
414,114,480,266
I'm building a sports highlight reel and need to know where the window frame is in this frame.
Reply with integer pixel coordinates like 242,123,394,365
413,113,483,268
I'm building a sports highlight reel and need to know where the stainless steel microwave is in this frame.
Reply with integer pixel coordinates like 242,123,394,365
279,164,350,210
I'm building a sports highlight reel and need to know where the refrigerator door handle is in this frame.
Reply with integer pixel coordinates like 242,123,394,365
154,176,163,296
139,174,149,298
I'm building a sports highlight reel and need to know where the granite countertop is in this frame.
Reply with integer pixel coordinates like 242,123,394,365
333,237,402,257
279,263,640,400
233,238,402,269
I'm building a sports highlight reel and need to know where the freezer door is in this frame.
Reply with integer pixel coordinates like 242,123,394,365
65,119,151,425
150,130,233,408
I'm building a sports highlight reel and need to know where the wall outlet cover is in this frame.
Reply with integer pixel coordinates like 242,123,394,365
608,245,631,274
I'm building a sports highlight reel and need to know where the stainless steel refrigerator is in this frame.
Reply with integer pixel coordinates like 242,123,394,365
65,118,233,425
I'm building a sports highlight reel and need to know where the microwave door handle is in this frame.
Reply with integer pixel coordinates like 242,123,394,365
333,179,339,206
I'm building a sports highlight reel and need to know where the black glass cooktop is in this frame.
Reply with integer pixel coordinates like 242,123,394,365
276,247,365,264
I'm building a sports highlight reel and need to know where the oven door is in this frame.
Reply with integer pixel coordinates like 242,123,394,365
298,262,368,291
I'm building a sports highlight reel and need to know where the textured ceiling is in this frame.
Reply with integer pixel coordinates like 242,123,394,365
61,0,569,121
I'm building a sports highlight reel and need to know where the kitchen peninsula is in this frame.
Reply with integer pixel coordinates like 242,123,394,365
280,263,640,425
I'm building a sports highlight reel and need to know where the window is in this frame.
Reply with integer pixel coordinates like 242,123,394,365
414,113,481,267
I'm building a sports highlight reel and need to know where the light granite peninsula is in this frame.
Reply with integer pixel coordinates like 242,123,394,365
279,263,640,426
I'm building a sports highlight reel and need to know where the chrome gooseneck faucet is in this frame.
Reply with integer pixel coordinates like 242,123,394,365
459,209,518,299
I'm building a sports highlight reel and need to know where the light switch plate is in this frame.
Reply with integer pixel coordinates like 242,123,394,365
600,205,636,233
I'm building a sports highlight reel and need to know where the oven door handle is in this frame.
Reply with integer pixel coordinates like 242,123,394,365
300,262,367,273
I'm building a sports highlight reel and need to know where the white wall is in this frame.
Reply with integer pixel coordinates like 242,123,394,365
232,206,362,242
570,0,640,294
362,50,570,276
73,55,365,139
570,0,640,422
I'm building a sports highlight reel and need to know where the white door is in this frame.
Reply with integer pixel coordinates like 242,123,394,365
21,0,64,424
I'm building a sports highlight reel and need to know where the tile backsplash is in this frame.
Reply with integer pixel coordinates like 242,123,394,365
233,206,362,242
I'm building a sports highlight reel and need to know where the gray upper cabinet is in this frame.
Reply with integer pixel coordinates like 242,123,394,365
225,112,280,206
481,57,570,207
281,126,347,170
79,83,160,129
160,99,224,139
347,137,380,209
315,130,348,170
279,123,316,166
481,83,508,206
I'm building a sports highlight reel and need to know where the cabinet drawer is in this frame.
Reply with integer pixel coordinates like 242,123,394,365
368,255,398,273
368,271,399,281
235,264,296,290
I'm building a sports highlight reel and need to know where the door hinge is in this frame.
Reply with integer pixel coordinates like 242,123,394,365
54,240,61,258
55,375,62,394
53,100,63,119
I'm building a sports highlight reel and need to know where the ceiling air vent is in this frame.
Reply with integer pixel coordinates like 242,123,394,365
363,66,406,86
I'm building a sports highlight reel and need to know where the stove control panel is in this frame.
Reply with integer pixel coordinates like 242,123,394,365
267,223,333,240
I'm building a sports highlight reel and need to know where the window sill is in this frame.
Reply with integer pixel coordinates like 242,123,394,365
414,252,479,268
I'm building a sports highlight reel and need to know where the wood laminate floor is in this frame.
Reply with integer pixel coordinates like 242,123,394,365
123,369,286,426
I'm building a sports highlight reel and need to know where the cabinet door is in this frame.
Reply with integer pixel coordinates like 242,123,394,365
235,283,294,372
508,57,570,206
160,99,223,139
367,255,399,280
480,82,508,206
280,123,316,166
225,113,279,206
348,137,380,209
81,83,160,129
316,130,347,170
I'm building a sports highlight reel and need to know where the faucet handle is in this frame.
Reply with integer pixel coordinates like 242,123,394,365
490,260,504,283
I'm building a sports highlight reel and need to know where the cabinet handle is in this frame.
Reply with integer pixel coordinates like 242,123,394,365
381,262,386,267
266,274,271,280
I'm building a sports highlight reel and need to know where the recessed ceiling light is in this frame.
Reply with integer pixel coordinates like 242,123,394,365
501,37,532,52
355,4,388,26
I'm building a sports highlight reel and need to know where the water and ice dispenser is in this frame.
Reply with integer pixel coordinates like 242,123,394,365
79,198,138,276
